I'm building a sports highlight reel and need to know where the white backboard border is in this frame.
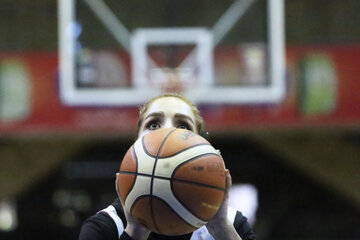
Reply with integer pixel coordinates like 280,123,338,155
58,0,285,106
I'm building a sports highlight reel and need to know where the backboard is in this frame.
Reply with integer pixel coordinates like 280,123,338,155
58,0,285,106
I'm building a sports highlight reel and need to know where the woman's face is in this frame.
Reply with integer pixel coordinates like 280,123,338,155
138,96,197,138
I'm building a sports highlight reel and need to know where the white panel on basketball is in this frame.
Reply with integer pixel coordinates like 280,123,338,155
152,178,207,228
155,145,220,178
133,137,157,175
124,175,152,213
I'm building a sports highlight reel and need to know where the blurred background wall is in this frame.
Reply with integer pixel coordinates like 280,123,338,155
0,0,360,239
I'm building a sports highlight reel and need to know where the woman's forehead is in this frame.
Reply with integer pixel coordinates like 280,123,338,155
145,97,194,118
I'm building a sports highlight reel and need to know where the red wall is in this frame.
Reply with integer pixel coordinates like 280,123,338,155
0,46,359,136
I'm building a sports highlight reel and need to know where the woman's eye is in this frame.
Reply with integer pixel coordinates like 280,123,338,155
176,123,190,130
148,122,161,130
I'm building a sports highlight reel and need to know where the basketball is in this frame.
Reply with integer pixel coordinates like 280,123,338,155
116,128,227,235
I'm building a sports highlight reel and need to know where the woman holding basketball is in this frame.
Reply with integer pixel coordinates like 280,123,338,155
79,93,256,240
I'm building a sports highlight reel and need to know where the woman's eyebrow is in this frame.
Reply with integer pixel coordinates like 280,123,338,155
174,113,194,123
144,112,165,121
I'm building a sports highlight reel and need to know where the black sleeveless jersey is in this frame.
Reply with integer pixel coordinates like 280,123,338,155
79,198,256,240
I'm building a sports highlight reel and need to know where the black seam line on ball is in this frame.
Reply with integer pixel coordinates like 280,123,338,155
141,137,156,158
150,128,178,233
171,152,219,177
119,171,226,192
151,128,179,193
133,146,139,176
157,143,211,159
124,147,138,204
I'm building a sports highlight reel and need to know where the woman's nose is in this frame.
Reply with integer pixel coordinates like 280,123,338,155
163,119,174,129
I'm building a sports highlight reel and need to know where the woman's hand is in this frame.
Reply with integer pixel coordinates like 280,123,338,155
206,170,242,240
115,173,151,240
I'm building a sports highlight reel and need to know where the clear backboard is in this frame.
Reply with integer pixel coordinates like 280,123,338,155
58,0,285,106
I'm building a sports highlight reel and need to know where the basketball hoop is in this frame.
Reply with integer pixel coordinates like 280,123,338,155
149,67,197,93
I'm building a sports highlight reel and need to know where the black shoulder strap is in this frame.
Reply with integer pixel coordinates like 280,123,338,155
233,211,256,240
112,198,127,227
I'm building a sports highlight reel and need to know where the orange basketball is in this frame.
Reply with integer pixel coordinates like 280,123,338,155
116,128,226,235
